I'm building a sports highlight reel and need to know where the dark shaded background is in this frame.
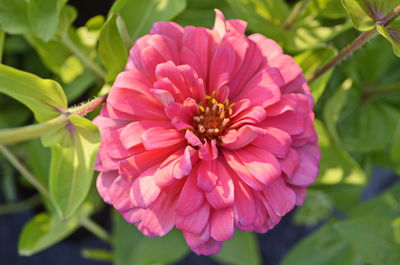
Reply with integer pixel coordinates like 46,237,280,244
1,1,399,265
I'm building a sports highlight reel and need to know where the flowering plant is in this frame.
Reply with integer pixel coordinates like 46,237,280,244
0,0,400,265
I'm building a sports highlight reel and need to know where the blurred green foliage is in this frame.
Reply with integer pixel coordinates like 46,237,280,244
0,0,399,265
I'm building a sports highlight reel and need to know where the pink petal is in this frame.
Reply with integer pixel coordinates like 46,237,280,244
213,9,227,37
121,208,143,224
150,21,184,46
197,159,218,192
248,33,283,61
193,238,223,255
261,110,306,136
223,150,265,190
130,165,161,208
233,177,256,226
109,176,135,212
210,208,234,241
119,120,171,149
176,202,210,234
268,54,303,93
205,159,234,209
183,224,210,249
279,147,300,177
231,146,281,186
221,126,265,150
150,88,175,107
176,168,204,216
286,146,319,186
141,127,183,150
263,178,296,217
138,192,177,237
251,127,292,158
96,171,118,203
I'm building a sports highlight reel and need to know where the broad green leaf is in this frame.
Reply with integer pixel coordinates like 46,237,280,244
335,217,400,265
377,20,400,57
98,14,128,82
0,0,30,35
293,190,333,226
282,223,363,265
63,71,95,102
18,202,94,256
391,119,400,162
113,211,189,265
213,231,261,265
0,64,67,122
49,115,100,219
341,0,400,31
110,0,186,41
295,47,337,102
27,0,67,41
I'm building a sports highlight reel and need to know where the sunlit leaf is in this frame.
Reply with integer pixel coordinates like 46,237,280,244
49,115,100,219
0,64,67,122
377,20,400,57
98,14,128,82
0,0,30,35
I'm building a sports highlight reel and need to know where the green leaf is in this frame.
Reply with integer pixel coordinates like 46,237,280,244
377,20,400,57
113,211,189,265
49,115,100,219
335,217,400,265
110,0,186,41
293,190,333,226
27,0,67,41
213,231,261,265
18,202,94,256
295,47,337,102
98,14,128,82
306,0,347,19
0,0,30,35
0,64,67,122
282,223,363,265
341,0,400,31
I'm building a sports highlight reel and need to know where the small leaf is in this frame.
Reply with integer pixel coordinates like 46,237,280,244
27,0,67,41
110,0,187,41
377,20,400,57
18,202,93,256
49,115,100,219
98,14,128,82
295,47,337,102
341,0,400,31
0,64,67,122
213,231,261,265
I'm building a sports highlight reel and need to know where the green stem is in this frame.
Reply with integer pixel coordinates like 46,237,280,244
61,34,106,81
282,0,311,29
308,4,400,83
0,195,41,215
81,218,113,244
0,114,69,145
0,145,50,198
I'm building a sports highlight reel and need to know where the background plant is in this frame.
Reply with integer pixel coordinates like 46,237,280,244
0,0,399,265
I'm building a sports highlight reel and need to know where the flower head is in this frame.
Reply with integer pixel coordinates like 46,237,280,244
94,10,320,255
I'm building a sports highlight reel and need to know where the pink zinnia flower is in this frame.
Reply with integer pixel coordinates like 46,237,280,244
94,10,320,255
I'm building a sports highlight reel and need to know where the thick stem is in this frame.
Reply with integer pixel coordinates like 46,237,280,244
308,4,400,83
0,145,50,198
282,0,311,29
61,34,107,82
81,218,113,244
307,28,378,83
